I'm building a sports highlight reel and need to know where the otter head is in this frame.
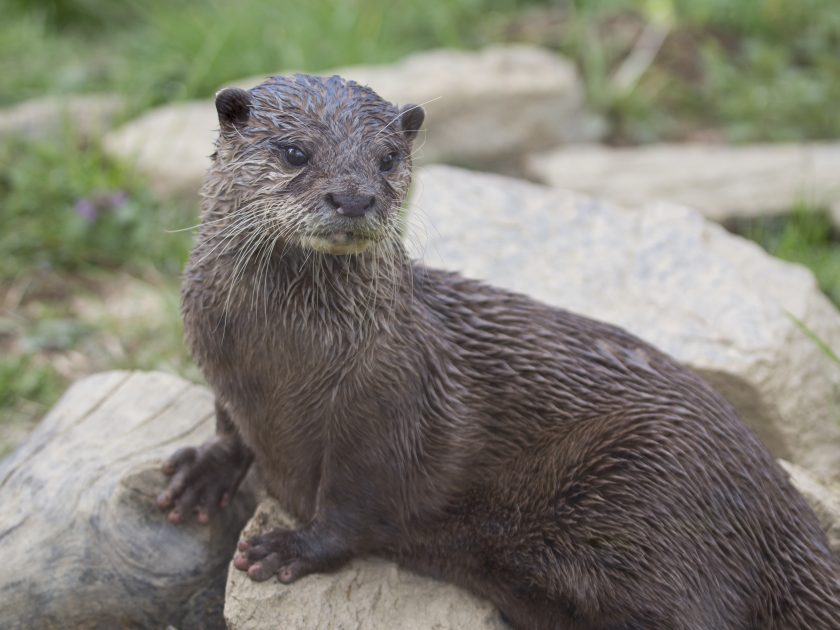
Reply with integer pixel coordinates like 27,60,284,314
210,74,424,256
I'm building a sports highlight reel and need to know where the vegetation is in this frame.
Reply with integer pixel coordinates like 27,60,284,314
497,0,840,143
2,0,839,446
0,0,533,111
0,133,192,279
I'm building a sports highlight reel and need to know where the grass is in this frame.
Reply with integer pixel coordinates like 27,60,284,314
2,0,840,451
0,130,197,445
0,355,62,424
5,0,840,136
0,0,533,111
0,132,193,280
502,0,840,144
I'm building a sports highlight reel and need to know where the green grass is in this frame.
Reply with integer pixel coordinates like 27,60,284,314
0,132,193,281
0,133,196,440
0,354,62,423
0,0,536,110
0,130,195,440
537,0,840,143
5,0,840,138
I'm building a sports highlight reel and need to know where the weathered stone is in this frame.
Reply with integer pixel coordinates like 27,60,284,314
102,102,217,199
781,460,840,555
0,371,255,630
524,143,840,223
224,499,506,630
0,94,125,141
103,45,591,200
405,165,840,481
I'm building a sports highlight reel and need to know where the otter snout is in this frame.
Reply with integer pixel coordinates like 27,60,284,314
325,192,376,218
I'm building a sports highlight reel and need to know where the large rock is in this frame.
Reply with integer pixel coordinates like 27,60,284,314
225,500,506,630
104,45,591,199
102,102,217,199
0,371,255,629
405,165,840,481
524,143,840,223
0,94,125,141
781,460,840,555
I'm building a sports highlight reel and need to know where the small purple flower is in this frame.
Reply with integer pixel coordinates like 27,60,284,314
108,190,128,207
74,198,98,222
74,190,129,223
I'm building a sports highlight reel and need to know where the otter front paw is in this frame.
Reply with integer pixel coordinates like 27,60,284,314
233,527,346,584
157,435,252,524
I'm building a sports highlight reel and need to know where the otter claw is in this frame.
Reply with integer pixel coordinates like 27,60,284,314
156,491,173,508
158,436,252,525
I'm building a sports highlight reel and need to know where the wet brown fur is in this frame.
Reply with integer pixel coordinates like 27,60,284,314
170,74,840,629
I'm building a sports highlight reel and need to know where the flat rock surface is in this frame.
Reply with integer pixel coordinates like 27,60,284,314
103,45,590,199
0,371,254,629
524,142,840,223
406,165,840,481
224,499,506,630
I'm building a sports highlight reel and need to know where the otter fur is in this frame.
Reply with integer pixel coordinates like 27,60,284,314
157,74,840,629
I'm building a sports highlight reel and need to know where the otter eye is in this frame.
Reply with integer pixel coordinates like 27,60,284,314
282,145,308,167
379,151,398,172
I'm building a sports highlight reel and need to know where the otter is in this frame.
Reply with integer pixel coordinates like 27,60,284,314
157,74,840,629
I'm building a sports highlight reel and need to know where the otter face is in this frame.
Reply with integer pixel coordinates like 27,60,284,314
210,75,424,256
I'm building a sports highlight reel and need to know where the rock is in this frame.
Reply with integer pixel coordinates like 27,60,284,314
405,165,840,481
224,499,506,630
102,102,217,199
524,143,840,223
781,460,840,555
0,371,255,630
104,45,592,200
0,94,125,141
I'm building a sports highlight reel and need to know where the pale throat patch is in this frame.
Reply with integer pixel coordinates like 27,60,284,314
302,233,373,255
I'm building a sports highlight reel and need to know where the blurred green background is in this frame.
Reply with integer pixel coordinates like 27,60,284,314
2,0,839,453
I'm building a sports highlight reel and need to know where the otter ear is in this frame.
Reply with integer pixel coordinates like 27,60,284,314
398,104,425,142
215,87,251,130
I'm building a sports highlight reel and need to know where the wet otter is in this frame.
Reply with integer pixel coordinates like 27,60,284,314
158,74,840,629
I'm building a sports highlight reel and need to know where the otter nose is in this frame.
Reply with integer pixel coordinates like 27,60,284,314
325,192,375,218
